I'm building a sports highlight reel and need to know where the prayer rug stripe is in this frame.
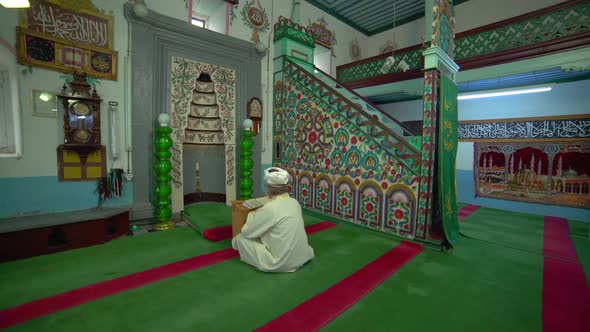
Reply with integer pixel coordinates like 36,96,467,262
203,220,336,242
458,204,480,221
255,241,423,332
543,216,578,262
0,248,238,329
542,216,590,332
0,221,336,329
203,225,232,241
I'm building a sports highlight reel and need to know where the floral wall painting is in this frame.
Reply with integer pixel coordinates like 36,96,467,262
169,56,237,208
380,40,397,55
240,0,270,45
349,39,361,61
475,141,590,208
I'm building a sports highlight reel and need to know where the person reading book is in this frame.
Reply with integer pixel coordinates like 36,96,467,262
231,167,314,272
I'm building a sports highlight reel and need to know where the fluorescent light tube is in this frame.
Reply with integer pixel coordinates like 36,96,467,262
458,85,553,100
0,0,30,8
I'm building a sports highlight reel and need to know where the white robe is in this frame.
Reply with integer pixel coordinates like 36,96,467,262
231,194,314,272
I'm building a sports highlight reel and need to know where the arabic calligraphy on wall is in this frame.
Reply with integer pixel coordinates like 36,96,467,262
25,0,113,49
17,0,117,80
458,115,590,142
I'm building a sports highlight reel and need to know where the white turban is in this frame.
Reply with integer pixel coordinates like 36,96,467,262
264,167,289,185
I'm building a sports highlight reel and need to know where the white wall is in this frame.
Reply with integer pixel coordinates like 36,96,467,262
367,0,563,58
380,79,590,171
379,78,590,219
0,0,373,192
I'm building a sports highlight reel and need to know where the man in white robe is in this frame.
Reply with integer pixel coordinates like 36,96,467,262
231,167,314,272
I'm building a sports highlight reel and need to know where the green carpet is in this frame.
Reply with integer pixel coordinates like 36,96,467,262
7,225,401,331
183,202,327,233
2,206,588,331
0,227,228,310
182,202,232,232
323,235,544,332
459,207,544,254
568,220,590,285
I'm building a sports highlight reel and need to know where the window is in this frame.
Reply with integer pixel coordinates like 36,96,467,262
0,42,22,158
191,17,206,28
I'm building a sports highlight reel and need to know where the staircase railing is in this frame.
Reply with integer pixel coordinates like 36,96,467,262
282,57,421,175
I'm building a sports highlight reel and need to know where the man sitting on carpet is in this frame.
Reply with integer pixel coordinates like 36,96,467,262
232,167,315,273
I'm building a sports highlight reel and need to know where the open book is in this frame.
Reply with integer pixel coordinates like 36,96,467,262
242,196,272,209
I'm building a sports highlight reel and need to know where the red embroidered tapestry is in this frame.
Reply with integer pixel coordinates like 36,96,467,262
475,141,590,208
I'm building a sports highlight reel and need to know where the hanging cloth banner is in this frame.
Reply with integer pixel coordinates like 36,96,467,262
439,75,459,245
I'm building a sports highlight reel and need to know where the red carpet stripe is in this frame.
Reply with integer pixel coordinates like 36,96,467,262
0,248,238,329
458,204,480,221
542,216,590,332
203,220,336,242
0,221,336,329
542,216,578,262
255,241,423,332
304,221,337,234
203,225,233,241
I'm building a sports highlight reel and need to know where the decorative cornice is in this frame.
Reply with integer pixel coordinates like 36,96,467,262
124,3,262,58
561,59,590,72
423,46,460,74
273,16,315,48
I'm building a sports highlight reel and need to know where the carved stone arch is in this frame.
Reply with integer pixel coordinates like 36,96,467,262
170,60,237,212
127,4,263,219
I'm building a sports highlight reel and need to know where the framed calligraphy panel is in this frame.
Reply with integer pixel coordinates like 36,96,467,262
459,114,590,142
16,0,117,80
17,27,118,80
22,0,114,50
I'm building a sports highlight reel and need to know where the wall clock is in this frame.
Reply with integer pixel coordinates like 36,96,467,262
58,72,102,162
247,97,262,135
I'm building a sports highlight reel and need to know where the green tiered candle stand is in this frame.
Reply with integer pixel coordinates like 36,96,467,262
240,119,254,200
153,113,176,231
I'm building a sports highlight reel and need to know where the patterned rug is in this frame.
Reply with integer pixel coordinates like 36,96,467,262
474,141,590,208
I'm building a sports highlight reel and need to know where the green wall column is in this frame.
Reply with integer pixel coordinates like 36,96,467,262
240,119,255,200
153,113,176,231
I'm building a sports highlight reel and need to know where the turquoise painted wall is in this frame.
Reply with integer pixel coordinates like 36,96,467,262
382,79,590,221
0,176,132,218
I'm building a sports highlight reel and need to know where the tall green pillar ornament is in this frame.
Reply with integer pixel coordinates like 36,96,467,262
240,118,254,200
153,113,176,231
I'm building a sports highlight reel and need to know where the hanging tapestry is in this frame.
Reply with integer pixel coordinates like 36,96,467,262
475,141,590,208
439,75,459,245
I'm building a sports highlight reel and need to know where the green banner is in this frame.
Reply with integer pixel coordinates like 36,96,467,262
439,75,459,245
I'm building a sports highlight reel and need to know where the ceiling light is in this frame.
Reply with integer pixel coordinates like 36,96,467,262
380,0,397,75
457,85,554,100
0,0,30,8
380,56,395,74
